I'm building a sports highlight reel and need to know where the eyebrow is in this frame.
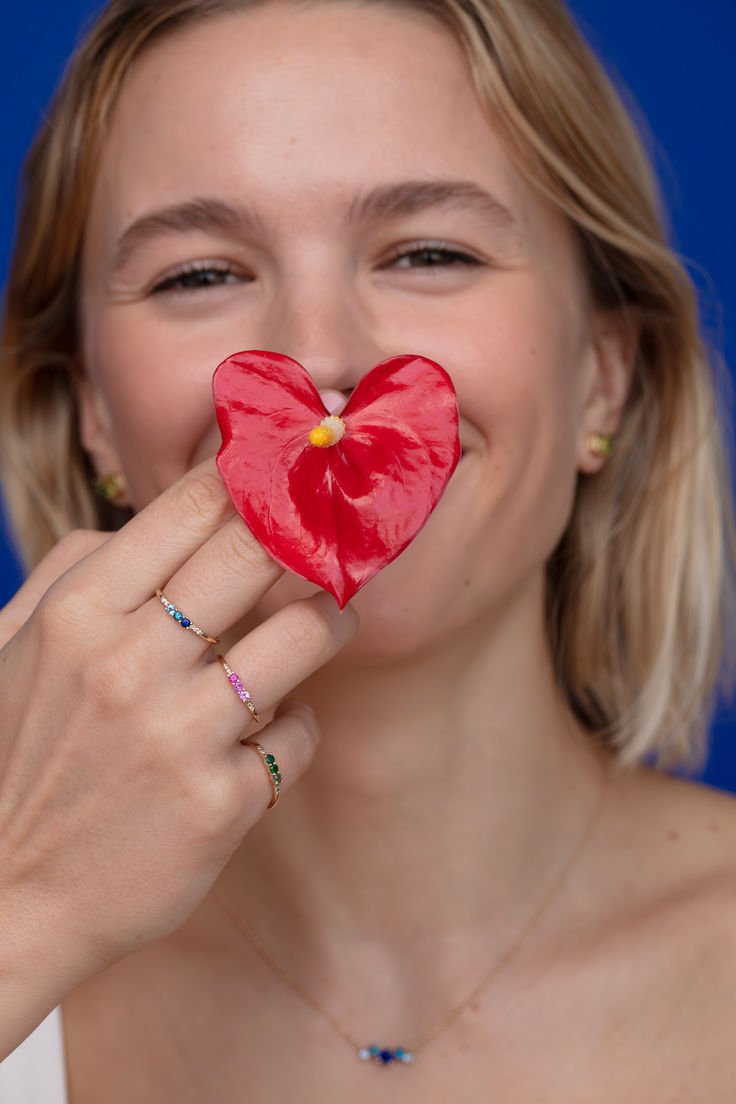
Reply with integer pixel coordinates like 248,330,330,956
111,180,518,273
347,179,517,230
112,197,266,274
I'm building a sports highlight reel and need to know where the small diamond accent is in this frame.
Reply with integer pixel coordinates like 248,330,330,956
155,589,218,645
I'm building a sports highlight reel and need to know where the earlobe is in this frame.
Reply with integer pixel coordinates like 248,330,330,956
577,309,638,473
75,372,131,506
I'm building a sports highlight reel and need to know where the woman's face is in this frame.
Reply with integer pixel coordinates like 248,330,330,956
79,1,627,654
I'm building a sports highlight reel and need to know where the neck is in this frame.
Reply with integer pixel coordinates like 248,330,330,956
222,581,611,952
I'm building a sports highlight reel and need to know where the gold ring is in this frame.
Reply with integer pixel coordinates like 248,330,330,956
217,655,261,722
243,741,281,808
155,589,219,645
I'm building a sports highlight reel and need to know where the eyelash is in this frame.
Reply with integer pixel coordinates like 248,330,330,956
151,260,240,293
150,243,481,293
383,242,482,270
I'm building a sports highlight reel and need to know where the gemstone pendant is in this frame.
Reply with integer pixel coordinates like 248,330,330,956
358,1045,414,1065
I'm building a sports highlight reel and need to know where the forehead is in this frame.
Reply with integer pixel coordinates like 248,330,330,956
88,3,540,231
80,0,591,294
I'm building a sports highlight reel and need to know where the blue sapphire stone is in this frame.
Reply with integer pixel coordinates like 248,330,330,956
361,1043,414,1066
181,618,191,627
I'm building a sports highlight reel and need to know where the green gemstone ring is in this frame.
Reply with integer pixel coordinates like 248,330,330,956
244,741,282,808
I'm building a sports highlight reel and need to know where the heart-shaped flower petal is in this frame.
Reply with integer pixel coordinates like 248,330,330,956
213,351,460,607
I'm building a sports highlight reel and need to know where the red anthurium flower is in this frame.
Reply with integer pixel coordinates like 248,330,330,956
213,351,460,608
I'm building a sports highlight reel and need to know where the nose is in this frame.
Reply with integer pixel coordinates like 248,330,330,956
320,389,349,415
258,280,386,402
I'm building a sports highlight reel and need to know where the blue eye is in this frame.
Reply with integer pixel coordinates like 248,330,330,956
152,263,243,293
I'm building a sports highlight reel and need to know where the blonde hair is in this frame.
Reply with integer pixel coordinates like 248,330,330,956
1,0,733,769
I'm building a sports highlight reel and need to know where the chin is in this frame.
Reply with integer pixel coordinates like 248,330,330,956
252,454,487,659
253,540,475,665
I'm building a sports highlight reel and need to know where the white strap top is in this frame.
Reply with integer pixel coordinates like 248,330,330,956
0,1008,68,1103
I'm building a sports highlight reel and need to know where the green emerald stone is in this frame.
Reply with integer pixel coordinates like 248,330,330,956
265,754,275,764
269,764,279,774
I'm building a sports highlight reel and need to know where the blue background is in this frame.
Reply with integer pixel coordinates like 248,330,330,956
1,0,735,786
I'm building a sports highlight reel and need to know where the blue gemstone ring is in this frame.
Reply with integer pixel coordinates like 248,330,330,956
155,589,219,645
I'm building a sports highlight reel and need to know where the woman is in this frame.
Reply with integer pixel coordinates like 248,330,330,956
1,0,735,1099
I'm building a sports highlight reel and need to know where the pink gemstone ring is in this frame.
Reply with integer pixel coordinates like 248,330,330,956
216,655,261,722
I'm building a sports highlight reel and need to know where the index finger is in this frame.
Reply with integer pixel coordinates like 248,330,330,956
71,459,275,611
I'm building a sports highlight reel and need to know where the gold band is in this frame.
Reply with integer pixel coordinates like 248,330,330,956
244,740,281,808
155,589,219,645
216,654,261,722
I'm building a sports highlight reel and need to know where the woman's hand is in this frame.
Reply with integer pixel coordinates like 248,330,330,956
0,529,112,646
0,460,357,1057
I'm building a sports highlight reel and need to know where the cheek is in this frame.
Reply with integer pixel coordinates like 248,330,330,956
467,297,585,537
390,287,585,606
82,312,220,505
425,282,585,480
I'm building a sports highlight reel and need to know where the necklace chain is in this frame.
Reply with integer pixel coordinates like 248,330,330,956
216,759,610,1062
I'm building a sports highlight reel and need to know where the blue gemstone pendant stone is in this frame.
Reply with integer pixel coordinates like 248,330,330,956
181,618,191,627
358,1044,414,1065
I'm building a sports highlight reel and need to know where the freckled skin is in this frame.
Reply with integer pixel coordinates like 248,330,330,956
78,3,623,660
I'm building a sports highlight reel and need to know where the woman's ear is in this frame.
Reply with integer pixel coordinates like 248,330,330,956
577,307,638,473
75,373,132,505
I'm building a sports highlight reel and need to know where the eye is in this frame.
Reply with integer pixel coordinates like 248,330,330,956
385,243,482,270
151,261,246,293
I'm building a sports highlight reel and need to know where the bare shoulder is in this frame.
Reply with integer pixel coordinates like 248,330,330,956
604,763,736,887
596,764,736,1033
556,765,736,1096
597,763,736,933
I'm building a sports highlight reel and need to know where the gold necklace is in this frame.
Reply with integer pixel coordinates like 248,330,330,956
216,761,609,1067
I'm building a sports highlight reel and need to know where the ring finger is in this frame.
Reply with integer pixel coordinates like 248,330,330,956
197,590,357,748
